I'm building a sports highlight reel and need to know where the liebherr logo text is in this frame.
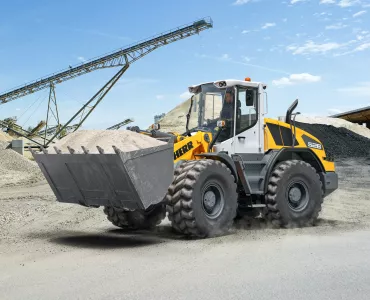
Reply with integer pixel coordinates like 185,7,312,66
307,142,322,150
174,141,194,160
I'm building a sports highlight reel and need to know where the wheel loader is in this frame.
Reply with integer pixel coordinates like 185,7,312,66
31,77,338,238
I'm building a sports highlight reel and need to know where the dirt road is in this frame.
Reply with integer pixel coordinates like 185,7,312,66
0,158,370,299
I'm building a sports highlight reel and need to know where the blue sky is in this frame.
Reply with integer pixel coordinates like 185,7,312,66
1,0,369,130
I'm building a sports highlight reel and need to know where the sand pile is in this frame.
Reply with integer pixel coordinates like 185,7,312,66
50,129,166,154
296,121,370,158
158,95,223,133
157,98,191,133
296,115,370,140
0,131,12,141
0,143,45,188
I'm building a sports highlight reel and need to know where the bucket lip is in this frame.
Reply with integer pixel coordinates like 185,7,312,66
30,142,173,156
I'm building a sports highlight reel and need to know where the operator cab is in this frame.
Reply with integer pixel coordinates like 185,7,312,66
187,78,267,155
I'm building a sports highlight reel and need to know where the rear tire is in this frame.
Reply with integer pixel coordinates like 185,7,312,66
103,204,166,230
166,159,238,238
265,160,323,228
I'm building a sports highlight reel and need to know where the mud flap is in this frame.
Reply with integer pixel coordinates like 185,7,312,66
31,144,174,210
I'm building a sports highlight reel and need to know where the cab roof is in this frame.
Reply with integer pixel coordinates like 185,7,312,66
188,79,267,93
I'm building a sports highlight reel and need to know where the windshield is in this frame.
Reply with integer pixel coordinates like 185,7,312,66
187,83,225,134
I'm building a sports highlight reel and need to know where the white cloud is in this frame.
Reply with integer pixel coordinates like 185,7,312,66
354,42,370,51
283,18,288,22
291,0,306,3
328,108,343,114
337,82,370,96
180,91,192,99
233,0,252,5
77,56,86,62
336,42,370,55
156,95,164,100
338,0,360,7
353,10,366,17
315,11,332,16
325,23,347,29
273,73,321,87
287,40,342,55
262,22,276,29
320,0,335,3
242,30,250,34
196,52,290,75
220,53,231,60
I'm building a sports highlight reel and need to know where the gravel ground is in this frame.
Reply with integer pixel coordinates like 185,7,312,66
0,157,369,250
0,157,370,300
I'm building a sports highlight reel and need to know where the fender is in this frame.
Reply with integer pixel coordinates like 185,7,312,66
263,147,325,193
195,152,238,182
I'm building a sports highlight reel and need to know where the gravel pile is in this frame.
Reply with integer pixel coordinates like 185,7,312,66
0,147,45,188
296,121,370,158
50,129,166,154
296,115,370,139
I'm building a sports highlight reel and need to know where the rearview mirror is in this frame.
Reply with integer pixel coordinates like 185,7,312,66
245,90,254,106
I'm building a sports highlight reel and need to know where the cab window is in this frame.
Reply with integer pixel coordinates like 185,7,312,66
235,86,258,135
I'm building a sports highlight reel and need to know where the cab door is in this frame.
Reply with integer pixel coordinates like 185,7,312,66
233,85,263,154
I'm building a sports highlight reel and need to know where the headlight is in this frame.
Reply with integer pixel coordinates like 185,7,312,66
214,81,226,88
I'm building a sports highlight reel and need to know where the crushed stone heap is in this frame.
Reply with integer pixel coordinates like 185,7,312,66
50,129,166,154
0,141,45,188
296,121,370,158
296,115,370,140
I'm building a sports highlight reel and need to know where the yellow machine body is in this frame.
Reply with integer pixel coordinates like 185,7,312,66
264,118,335,172
168,120,334,172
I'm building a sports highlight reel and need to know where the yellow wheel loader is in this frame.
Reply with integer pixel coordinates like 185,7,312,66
31,78,338,238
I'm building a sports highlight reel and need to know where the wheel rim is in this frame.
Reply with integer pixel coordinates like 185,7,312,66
201,181,224,219
286,180,309,212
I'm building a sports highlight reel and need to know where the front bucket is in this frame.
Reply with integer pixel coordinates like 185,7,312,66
32,143,174,210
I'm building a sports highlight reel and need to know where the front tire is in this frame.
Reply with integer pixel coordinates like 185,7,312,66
166,159,238,238
103,204,166,230
265,160,323,228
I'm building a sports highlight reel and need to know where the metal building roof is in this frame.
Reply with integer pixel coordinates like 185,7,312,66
331,106,370,123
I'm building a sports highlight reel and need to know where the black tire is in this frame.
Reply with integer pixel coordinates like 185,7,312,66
166,159,238,238
103,204,166,230
265,160,323,228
